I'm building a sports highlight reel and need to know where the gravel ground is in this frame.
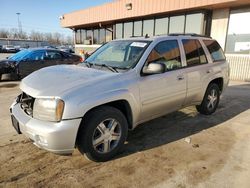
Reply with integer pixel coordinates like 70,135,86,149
0,80,250,188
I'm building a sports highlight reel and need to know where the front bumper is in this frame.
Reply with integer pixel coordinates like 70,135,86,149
10,102,82,154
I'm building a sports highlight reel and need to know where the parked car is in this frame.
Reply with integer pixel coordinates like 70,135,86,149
10,34,229,162
0,48,82,81
3,45,16,53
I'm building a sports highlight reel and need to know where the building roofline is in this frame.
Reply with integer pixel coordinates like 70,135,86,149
60,0,250,29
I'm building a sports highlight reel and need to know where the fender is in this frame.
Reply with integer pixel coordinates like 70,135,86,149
62,88,141,128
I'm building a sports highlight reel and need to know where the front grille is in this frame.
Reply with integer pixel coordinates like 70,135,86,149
18,92,35,116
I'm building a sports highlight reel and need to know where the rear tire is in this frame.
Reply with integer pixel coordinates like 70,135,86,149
77,106,128,162
196,83,220,115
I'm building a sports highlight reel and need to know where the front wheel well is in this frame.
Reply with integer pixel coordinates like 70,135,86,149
209,77,223,92
81,100,133,130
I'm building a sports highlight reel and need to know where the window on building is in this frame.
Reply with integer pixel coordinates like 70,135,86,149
169,15,185,34
99,29,105,44
75,30,81,44
225,8,250,54
185,13,204,34
182,39,208,66
143,19,154,36
93,29,99,44
134,20,142,36
86,30,92,45
115,23,123,39
203,40,226,62
124,22,133,38
155,17,169,35
147,40,182,71
81,29,86,44
105,26,113,42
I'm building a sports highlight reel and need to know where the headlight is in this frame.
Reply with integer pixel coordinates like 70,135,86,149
33,98,64,122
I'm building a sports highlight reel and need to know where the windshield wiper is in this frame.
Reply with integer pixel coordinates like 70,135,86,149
84,61,92,68
93,64,118,73
101,64,119,73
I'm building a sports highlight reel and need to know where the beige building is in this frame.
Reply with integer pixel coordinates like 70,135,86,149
61,0,250,81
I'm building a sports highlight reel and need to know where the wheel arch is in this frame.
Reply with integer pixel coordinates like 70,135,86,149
75,99,134,147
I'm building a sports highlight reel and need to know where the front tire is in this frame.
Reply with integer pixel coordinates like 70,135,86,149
77,106,128,162
196,83,220,115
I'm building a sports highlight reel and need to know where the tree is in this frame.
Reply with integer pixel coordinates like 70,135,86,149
0,29,9,38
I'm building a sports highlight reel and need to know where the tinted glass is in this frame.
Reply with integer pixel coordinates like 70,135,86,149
115,23,123,39
143,19,154,36
29,51,45,61
155,17,169,35
124,22,133,38
93,29,99,44
99,29,105,44
134,21,142,36
46,51,63,60
105,27,112,42
185,13,204,34
196,40,208,64
81,29,86,44
86,30,92,45
203,40,226,61
75,30,81,44
182,39,200,66
169,15,185,33
147,40,182,71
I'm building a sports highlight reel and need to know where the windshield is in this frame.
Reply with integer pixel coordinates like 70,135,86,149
84,40,150,69
8,50,31,61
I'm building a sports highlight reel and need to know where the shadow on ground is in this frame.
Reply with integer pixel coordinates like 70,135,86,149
116,83,250,159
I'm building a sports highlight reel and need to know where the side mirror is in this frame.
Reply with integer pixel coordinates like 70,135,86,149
142,62,166,75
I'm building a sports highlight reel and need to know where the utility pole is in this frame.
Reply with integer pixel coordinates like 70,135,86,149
16,12,22,39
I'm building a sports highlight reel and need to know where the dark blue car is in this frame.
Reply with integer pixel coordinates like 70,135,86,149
0,48,82,81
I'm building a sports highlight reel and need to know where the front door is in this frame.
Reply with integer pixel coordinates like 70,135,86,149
139,40,187,121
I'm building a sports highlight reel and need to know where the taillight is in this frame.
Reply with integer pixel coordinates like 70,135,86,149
79,57,84,62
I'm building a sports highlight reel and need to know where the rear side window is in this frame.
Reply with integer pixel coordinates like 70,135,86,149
182,39,208,66
203,40,226,62
146,40,182,71
46,51,63,60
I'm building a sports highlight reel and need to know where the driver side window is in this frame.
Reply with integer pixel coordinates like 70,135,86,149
146,40,182,71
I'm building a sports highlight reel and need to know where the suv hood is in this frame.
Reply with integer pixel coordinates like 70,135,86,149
20,65,116,97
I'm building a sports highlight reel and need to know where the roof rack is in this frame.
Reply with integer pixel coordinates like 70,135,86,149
168,33,212,38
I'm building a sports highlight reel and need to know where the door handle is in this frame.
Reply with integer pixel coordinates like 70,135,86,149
177,75,184,80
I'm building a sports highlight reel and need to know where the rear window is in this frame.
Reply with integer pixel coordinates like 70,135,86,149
203,40,226,62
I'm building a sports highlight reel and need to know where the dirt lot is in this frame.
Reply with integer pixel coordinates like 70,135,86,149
0,81,250,188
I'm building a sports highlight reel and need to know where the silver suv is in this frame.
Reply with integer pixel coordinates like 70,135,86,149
10,34,229,162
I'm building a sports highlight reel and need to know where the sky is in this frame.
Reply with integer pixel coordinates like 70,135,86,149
0,0,113,37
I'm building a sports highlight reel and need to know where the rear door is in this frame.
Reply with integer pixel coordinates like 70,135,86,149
18,50,46,77
44,50,65,67
180,39,212,105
